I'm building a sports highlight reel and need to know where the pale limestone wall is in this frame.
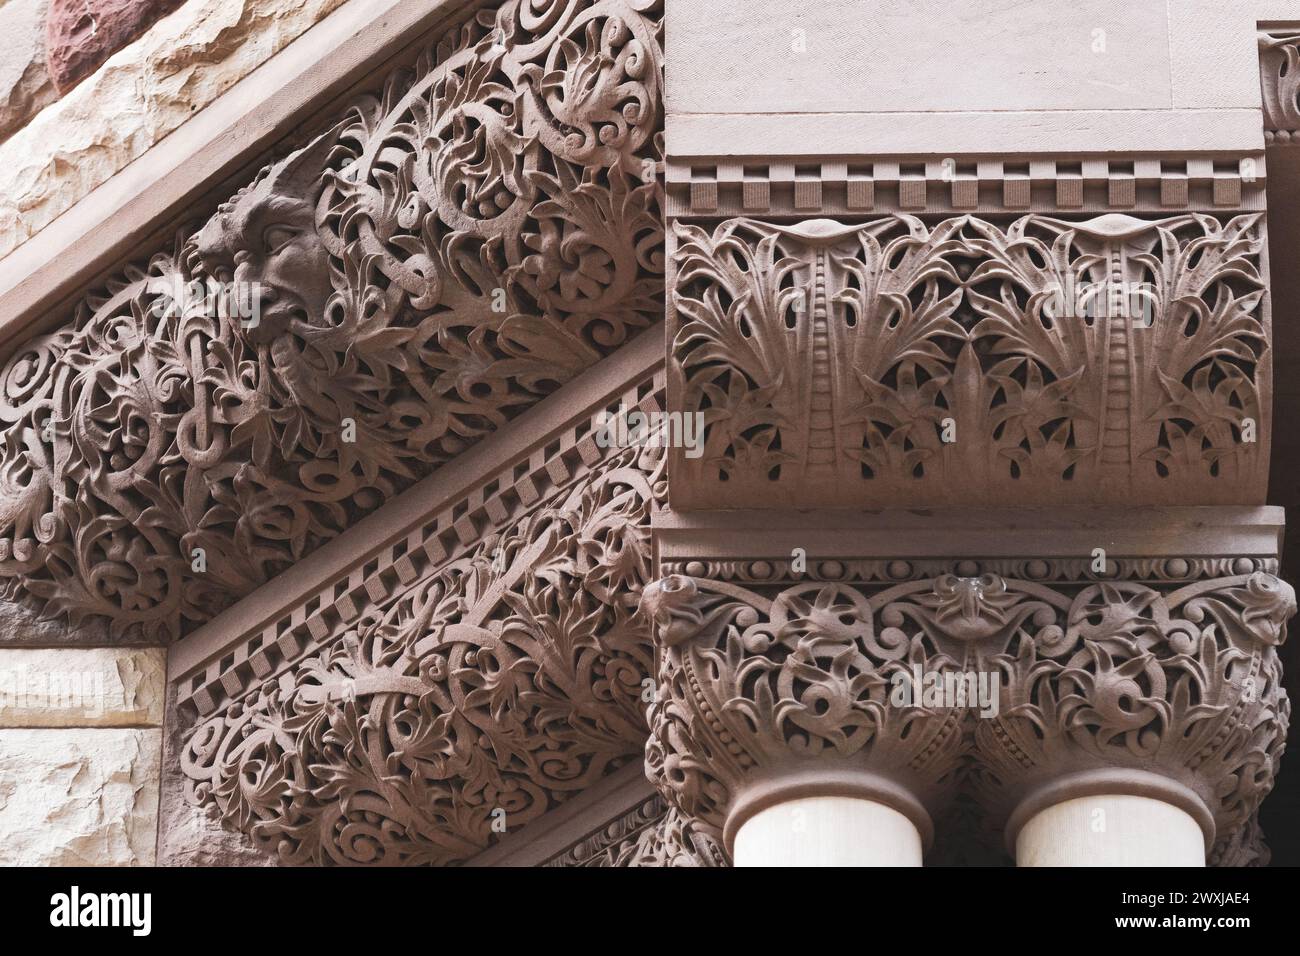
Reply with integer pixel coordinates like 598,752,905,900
667,0,1300,156
0,0,347,259
0,647,165,865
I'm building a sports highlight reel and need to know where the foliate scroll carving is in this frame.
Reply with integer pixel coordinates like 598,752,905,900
1209,812,1271,867
642,574,971,843
643,569,1293,861
1260,31,1300,143
973,572,1294,850
614,803,727,866
542,797,726,866
0,0,664,642
179,440,665,866
669,214,1269,509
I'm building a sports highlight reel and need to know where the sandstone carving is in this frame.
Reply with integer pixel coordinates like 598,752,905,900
0,0,664,642
541,797,725,866
1260,30,1300,143
643,567,1292,861
180,439,664,865
669,214,1269,509
2,0,1294,870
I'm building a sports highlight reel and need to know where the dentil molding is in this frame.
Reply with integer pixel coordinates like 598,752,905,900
177,373,668,864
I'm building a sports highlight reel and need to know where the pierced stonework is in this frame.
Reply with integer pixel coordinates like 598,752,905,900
668,214,1269,509
7,0,1290,868
541,796,725,866
179,434,665,865
971,571,1294,854
642,573,969,849
642,566,1293,862
0,0,665,643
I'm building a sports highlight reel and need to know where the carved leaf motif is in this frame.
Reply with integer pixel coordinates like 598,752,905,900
0,0,665,641
181,439,664,865
647,570,1293,863
670,214,1269,508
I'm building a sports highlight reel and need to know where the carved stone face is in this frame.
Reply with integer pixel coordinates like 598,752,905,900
192,136,336,345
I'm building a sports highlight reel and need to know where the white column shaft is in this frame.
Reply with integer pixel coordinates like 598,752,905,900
1016,794,1205,867
732,795,923,867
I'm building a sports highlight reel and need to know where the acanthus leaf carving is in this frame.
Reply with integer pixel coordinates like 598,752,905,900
1260,30,1300,142
669,214,1269,509
180,437,666,866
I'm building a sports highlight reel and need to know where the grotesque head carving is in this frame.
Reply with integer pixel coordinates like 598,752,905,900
191,131,340,345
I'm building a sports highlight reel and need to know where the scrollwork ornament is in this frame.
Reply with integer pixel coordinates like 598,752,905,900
646,570,1293,864
180,440,664,865
0,0,664,642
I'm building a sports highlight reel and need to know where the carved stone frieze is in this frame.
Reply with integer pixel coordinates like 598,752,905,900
668,214,1269,510
541,796,725,866
0,0,665,642
179,432,665,865
642,563,1293,861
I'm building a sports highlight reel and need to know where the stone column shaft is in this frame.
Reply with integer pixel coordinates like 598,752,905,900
1016,794,1204,867
733,796,923,867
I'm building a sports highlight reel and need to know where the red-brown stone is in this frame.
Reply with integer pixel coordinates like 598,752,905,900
46,0,184,94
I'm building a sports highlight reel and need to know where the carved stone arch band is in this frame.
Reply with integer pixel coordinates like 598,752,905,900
0,0,666,643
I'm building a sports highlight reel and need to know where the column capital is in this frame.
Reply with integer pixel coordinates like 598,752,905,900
643,549,1294,862
643,572,962,855
976,569,1294,856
